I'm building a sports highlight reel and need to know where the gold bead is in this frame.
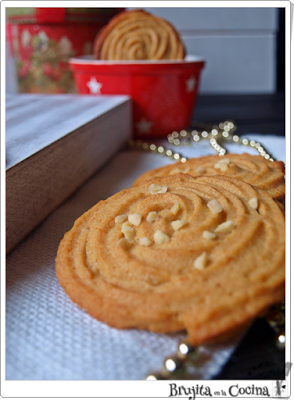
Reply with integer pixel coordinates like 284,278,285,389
275,329,285,349
177,340,198,361
146,371,164,380
161,354,185,378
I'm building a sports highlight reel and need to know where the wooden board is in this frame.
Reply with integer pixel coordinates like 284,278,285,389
6,94,132,253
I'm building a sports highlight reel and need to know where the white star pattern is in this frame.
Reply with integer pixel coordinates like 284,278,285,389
186,76,197,93
86,77,103,94
136,118,153,135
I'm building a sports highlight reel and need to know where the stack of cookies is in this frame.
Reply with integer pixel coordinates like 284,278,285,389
56,153,285,346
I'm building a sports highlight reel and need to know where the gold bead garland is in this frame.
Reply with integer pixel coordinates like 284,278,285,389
128,120,275,162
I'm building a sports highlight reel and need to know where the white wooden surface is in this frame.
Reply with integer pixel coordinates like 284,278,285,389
6,94,132,252
138,7,278,94
6,94,131,169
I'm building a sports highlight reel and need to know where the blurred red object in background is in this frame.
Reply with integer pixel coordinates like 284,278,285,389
6,8,124,93
70,56,205,138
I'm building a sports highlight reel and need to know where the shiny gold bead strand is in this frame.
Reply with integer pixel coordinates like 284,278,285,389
267,302,285,349
128,139,188,163
146,339,198,380
230,134,275,161
145,301,285,380
128,121,276,162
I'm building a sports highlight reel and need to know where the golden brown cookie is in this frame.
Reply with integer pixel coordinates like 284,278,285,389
93,9,185,61
132,153,285,201
56,174,284,346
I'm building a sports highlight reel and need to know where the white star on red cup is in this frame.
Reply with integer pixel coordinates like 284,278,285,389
186,76,197,93
86,77,103,94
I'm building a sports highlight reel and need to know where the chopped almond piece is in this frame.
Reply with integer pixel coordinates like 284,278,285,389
128,212,142,226
171,220,187,231
146,211,159,223
207,200,223,213
214,220,233,233
154,230,170,244
148,183,168,194
194,252,207,270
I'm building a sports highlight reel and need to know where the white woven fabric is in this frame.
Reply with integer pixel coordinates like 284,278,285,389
6,135,285,380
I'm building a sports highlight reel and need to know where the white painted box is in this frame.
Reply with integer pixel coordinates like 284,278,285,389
6,94,132,252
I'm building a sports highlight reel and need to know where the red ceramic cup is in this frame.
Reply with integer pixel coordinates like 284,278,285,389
69,56,205,138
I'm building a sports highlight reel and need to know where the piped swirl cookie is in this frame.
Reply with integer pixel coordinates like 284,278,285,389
132,153,285,201
93,9,185,61
56,174,285,345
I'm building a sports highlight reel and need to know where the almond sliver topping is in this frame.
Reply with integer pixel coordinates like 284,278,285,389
171,201,180,215
171,220,187,231
148,183,168,195
249,197,258,210
207,199,223,213
154,230,170,244
203,230,216,240
117,238,133,249
146,211,159,223
128,212,142,226
194,252,207,270
169,167,181,175
214,220,233,233
183,167,191,173
122,224,134,240
115,214,128,224
139,237,152,246
195,166,205,174
214,162,228,172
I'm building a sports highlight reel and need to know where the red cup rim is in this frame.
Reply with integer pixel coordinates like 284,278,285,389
69,54,205,66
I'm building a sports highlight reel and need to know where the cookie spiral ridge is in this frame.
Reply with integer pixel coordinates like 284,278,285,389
132,153,285,201
56,174,285,345
94,10,185,61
